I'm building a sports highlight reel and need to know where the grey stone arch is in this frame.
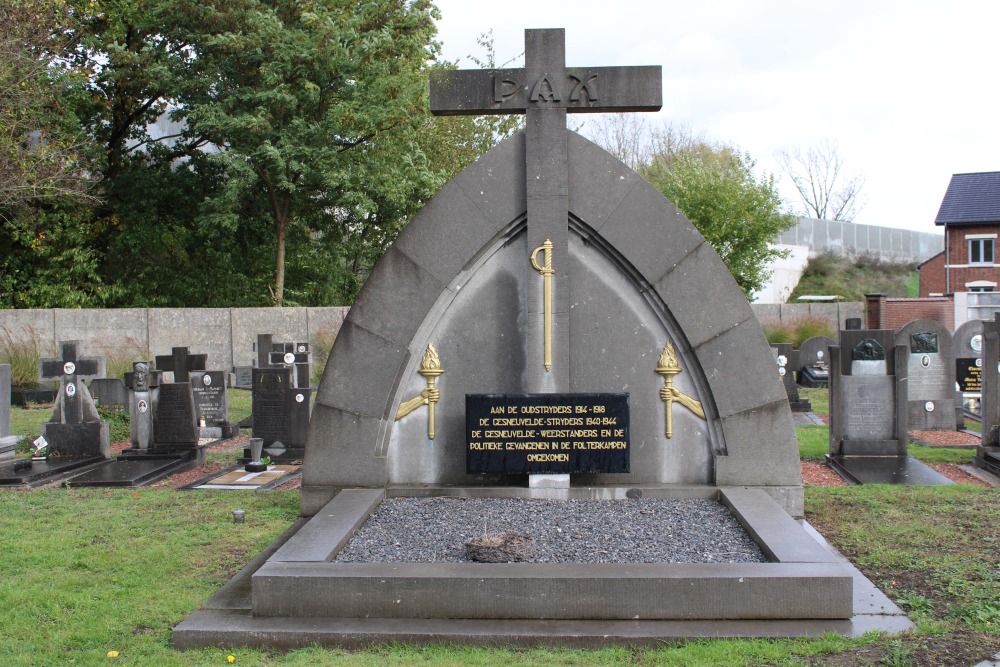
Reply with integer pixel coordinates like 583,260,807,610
301,130,801,517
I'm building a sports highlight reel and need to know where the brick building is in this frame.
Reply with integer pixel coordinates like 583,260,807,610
919,171,1000,297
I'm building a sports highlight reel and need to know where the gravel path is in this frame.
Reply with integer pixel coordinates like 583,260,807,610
335,497,766,564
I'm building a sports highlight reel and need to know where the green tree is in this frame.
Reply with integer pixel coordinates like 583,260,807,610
643,144,796,299
185,0,441,305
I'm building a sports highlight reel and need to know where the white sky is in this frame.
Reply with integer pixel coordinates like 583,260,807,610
431,0,1000,235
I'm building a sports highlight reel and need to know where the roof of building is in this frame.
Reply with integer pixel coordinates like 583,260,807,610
935,171,1000,225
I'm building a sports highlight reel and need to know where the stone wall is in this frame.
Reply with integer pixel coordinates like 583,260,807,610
0,303,863,367
0,307,350,371
749,302,864,332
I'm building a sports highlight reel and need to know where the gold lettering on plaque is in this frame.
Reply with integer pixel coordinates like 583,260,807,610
394,343,444,439
530,239,554,371
655,340,705,438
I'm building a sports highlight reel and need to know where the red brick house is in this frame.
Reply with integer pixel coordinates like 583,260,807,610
919,171,1000,297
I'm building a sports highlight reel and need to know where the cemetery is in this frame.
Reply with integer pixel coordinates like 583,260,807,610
1,17,998,667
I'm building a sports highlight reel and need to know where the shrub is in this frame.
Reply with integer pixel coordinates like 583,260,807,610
763,316,835,348
95,336,149,380
0,325,54,387
311,324,338,385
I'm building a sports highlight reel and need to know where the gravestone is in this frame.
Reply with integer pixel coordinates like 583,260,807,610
827,329,950,485
153,383,199,449
2,342,111,488
124,361,161,449
772,343,810,411
895,320,955,431
155,346,207,384
66,361,199,488
269,342,311,388
256,334,273,369
249,367,310,461
975,314,1000,474
88,378,129,413
233,365,254,390
954,320,984,417
39,341,110,459
0,364,18,459
796,335,834,388
191,370,239,439
176,28,904,649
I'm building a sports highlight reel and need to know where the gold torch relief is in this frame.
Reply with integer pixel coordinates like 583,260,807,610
655,340,705,438
394,343,444,439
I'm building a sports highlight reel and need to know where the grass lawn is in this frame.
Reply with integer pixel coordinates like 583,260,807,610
1,388,997,665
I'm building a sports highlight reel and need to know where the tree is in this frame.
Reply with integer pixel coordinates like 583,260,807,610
643,144,797,299
0,0,98,219
183,0,442,306
776,140,866,222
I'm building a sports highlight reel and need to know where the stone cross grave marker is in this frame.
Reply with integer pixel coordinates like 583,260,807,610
40,340,105,424
155,346,208,384
38,340,109,459
430,27,661,392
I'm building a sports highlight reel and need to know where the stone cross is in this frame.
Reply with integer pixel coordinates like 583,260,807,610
430,28,661,391
155,346,208,384
39,340,106,424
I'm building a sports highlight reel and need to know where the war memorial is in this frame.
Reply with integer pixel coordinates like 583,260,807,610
172,29,910,648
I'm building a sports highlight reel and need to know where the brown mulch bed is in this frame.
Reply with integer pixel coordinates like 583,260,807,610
910,429,981,446
801,460,848,486
927,463,991,486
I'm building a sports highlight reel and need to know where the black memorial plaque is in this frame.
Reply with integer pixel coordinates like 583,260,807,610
252,368,290,446
191,371,228,425
957,358,982,393
466,393,629,474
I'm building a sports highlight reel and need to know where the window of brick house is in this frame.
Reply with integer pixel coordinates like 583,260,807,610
968,237,995,265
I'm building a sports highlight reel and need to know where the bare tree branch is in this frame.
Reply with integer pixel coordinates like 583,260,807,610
776,140,866,222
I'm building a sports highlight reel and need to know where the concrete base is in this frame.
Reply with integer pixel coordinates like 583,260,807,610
173,486,912,649
973,447,1000,477
0,456,106,488
528,473,570,489
0,435,17,460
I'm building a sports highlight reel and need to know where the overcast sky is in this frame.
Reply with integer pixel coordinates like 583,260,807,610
431,0,1000,235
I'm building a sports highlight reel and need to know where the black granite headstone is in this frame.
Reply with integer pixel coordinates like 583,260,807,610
89,378,128,413
252,368,291,446
153,383,199,449
191,371,229,426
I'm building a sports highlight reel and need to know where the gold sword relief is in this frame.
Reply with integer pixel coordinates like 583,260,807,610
530,239,554,371
655,340,705,438
394,343,444,439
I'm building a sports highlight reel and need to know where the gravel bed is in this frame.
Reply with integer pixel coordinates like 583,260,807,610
335,497,767,564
